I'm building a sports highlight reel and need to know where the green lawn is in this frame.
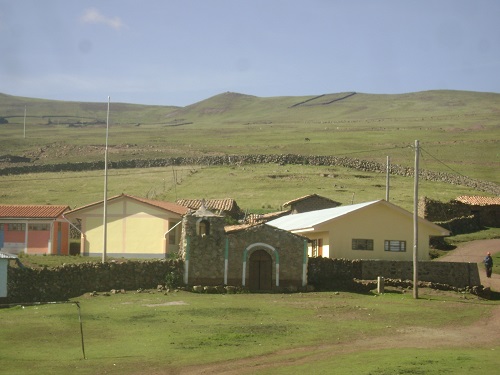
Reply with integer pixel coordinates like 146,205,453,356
1,290,498,374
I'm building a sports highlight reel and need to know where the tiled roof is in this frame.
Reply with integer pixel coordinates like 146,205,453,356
0,205,70,219
66,194,188,216
244,210,290,224
176,198,238,213
455,196,500,206
282,194,339,207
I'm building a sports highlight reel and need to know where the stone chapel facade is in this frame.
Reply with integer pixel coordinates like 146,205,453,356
179,205,308,292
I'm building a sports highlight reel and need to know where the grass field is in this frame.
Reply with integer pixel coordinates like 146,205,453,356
0,163,492,213
1,289,498,374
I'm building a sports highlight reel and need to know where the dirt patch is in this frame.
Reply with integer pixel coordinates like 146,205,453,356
436,239,500,292
178,302,500,375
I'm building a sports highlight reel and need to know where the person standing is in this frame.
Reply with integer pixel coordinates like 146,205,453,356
484,252,493,278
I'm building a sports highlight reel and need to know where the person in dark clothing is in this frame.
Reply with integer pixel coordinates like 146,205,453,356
484,252,493,278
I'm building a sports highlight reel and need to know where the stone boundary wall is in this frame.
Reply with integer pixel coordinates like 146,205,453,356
1,154,498,195
435,216,483,235
308,257,480,290
1,259,182,304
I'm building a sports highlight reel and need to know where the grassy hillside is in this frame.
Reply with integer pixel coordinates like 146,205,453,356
0,90,498,210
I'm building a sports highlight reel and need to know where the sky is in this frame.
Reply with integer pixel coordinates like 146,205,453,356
1,0,499,107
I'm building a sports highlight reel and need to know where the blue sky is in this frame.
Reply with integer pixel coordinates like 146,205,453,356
1,0,499,106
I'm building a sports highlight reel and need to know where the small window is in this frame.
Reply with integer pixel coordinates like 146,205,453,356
198,219,210,237
8,223,26,231
311,239,323,257
384,240,406,252
168,222,179,245
352,239,373,250
28,223,50,231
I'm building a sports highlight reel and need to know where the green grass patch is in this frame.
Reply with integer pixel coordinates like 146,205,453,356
1,290,497,374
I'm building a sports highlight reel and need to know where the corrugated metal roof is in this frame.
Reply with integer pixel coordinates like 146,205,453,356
0,251,18,259
65,194,188,216
176,198,237,212
455,195,500,206
268,201,380,231
0,205,70,219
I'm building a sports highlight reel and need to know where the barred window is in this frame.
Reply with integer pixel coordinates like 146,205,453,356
8,223,26,231
384,240,406,252
352,239,373,250
28,223,50,231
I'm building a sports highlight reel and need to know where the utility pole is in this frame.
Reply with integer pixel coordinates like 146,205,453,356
413,140,419,299
23,105,26,139
102,96,110,263
385,156,390,201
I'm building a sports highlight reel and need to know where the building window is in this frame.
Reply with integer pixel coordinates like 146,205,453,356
28,223,50,231
169,222,179,245
311,239,323,257
384,240,406,252
352,239,373,250
8,223,26,231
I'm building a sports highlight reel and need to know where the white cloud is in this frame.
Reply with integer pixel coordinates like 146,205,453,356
80,8,126,30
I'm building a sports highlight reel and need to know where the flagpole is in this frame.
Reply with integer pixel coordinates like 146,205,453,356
102,96,110,263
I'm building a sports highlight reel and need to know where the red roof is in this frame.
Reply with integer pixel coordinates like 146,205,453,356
176,198,239,213
455,195,500,206
66,194,188,216
0,205,70,219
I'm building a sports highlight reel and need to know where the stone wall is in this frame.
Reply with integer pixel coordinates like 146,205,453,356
2,154,498,195
308,257,481,290
0,255,483,303
1,259,182,304
419,196,499,229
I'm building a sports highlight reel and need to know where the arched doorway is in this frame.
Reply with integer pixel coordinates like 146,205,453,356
248,250,273,291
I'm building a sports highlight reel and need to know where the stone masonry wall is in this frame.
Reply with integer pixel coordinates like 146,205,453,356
1,256,483,304
1,259,182,304
2,154,498,195
308,257,481,290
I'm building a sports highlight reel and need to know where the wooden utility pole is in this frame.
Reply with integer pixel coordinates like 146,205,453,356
413,140,419,299
386,156,390,201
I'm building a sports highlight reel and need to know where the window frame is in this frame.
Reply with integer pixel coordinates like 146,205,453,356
384,240,407,252
8,223,26,231
352,238,374,251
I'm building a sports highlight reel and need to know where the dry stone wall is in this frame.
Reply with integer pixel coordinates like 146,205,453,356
2,154,498,195
1,255,484,304
1,259,182,304
308,257,481,290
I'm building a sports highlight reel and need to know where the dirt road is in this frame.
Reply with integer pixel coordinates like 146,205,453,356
436,238,500,291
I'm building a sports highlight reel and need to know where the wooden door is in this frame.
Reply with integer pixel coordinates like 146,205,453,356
249,250,272,291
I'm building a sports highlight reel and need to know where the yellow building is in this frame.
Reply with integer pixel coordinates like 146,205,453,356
267,200,450,261
65,194,188,258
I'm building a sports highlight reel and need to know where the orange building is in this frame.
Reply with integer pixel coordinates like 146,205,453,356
0,205,71,255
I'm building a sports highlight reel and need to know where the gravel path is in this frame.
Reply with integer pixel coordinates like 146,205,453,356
436,238,500,291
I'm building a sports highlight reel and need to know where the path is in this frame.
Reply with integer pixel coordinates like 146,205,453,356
436,238,500,291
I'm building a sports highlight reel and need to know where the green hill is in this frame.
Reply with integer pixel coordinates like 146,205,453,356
0,90,499,186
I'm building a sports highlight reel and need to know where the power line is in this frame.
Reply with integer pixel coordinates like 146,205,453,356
419,147,468,178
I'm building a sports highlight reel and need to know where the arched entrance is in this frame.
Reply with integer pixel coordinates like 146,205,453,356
248,250,273,291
